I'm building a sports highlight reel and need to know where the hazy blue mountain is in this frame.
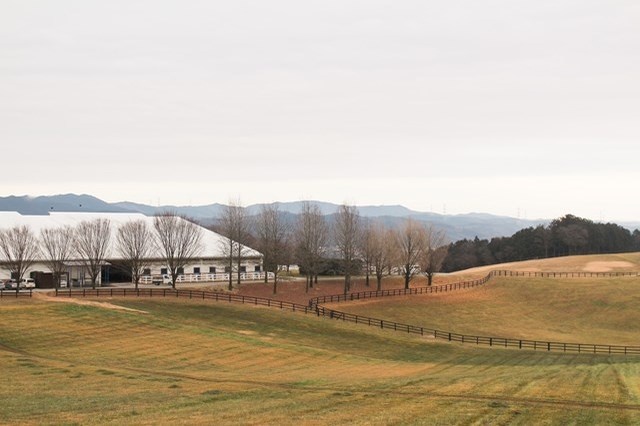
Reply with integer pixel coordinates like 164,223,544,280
245,201,421,217
0,193,581,240
245,201,341,216
0,194,131,215
112,201,227,219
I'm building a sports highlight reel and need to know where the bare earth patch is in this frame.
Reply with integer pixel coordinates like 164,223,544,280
583,261,635,272
34,292,148,314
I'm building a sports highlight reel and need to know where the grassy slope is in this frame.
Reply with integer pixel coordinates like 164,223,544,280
1,298,640,425
332,276,640,345
454,252,640,275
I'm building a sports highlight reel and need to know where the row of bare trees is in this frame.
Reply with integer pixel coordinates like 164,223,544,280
333,205,449,294
215,201,449,296
0,213,203,291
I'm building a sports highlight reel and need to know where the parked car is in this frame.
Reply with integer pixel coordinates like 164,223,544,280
4,279,18,290
20,278,36,289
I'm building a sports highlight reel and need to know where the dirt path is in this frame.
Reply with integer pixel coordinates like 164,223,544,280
33,292,148,314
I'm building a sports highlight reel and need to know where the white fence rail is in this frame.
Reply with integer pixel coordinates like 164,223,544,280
139,272,274,285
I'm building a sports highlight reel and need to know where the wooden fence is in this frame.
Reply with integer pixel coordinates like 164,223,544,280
54,280,640,356
55,288,311,314
310,269,640,307
0,289,33,299
492,270,640,278
313,305,640,355
309,273,494,307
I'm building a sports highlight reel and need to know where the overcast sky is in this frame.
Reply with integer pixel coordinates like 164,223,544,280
1,1,639,220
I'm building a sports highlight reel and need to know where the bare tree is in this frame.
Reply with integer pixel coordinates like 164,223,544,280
295,202,328,293
369,222,395,291
359,219,374,287
421,225,448,286
116,220,154,289
40,226,75,289
217,201,251,290
255,205,290,294
334,204,361,295
74,219,112,289
153,212,203,289
396,219,426,289
0,225,40,291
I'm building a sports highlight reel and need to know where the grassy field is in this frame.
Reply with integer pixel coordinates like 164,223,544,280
1,295,640,425
331,275,640,345
455,252,640,275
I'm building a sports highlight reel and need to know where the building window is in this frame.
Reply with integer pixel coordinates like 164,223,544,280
177,267,184,275
240,266,247,273
254,265,261,272
193,267,200,275
209,266,216,274
143,268,151,276
224,266,231,273
161,268,168,275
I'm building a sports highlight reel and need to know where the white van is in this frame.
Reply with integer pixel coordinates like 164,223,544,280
20,278,36,289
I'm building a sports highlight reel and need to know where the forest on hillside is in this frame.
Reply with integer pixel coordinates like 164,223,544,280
441,214,640,272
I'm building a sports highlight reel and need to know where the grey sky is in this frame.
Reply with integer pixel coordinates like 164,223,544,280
1,1,639,220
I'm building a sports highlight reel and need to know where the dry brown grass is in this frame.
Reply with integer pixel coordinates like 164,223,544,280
455,252,640,275
1,296,640,424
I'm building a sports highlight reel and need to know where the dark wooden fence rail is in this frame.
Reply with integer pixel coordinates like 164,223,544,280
313,305,640,355
0,289,33,299
309,270,640,307
54,283,640,356
55,288,311,314
309,272,494,307
493,270,640,278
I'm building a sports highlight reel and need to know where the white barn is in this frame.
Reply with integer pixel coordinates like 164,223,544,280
0,211,264,287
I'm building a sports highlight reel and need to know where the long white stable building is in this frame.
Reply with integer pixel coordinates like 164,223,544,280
0,212,264,287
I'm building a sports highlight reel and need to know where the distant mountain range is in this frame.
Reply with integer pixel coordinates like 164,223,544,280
1,194,638,241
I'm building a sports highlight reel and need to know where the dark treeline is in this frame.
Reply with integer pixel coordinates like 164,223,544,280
442,214,640,272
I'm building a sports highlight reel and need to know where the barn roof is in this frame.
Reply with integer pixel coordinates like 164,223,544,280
0,211,261,260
